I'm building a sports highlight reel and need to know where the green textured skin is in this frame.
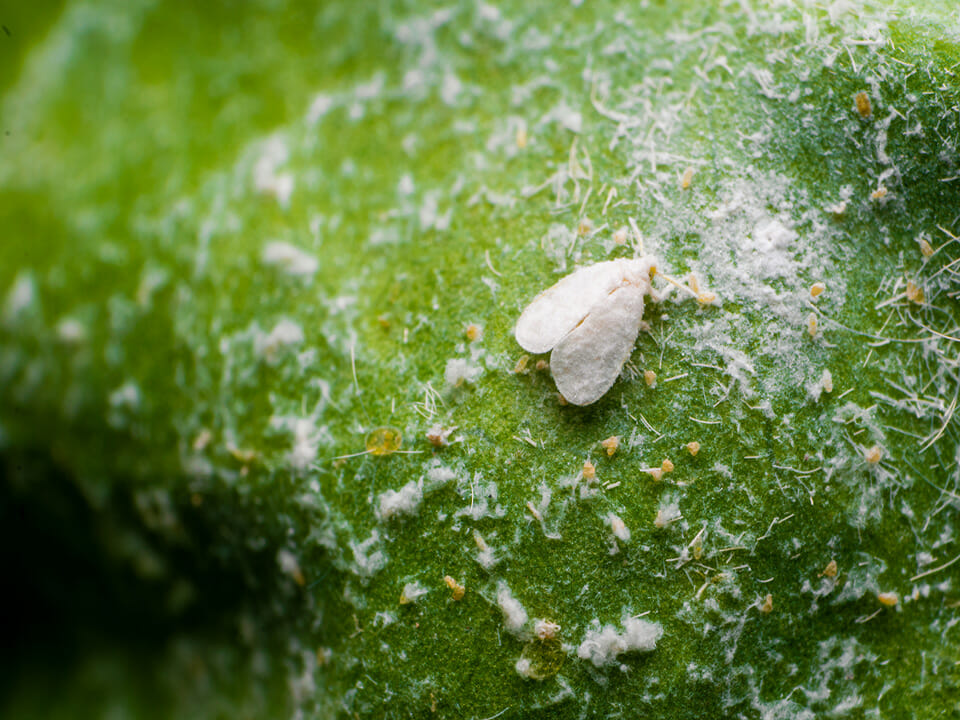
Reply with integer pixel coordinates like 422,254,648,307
1,1,959,718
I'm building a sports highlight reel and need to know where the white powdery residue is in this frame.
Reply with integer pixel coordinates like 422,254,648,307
3,272,36,323
400,581,429,604
497,581,528,635
376,480,424,522
577,616,663,667
270,415,330,472
540,223,577,272
751,219,799,279
288,647,317,706
109,382,141,411
288,418,321,471
277,549,303,582
456,476,505,521
699,173,830,323
136,265,169,307
832,553,886,605
425,462,458,490
445,357,483,388
477,546,497,570
419,191,452,232
654,496,682,529
749,64,784,99
397,173,415,196
440,70,464,106
350,530,388,579
253,136,294,208
806,368,834,402
354,71,386,101
515,657,536,678
541,100,582,133
255,319,305,364
402,68,427,95
262,241,319,277
56,317,87,344
306,93,335,125
875,109,899,166
473,530,499,570
373,611,397,628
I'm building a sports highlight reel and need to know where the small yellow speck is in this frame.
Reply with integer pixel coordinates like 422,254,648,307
465,323,482,342
516,123,528,149
686,441,701,457
681,166,695,190
697,291,716,305
692,537,704,560
229,446,258,464
193,429,212,451
578,218,593,236
444,575,465,601
644,370,657,387
864,444,883,465
613,227,628,245
514,355,530,374
365,427,403,456
906,280,924,305
807,313,818,338
647,468,663,482
473,530,489,551
535,359,549,371
820,559,838,578
760,594,773,614
878,591,898,607
855,91,872,118
810,282,826,298
661,458,674,473
871,186,888,200
601,436,620,457
919,238,934,258
582,460,596,480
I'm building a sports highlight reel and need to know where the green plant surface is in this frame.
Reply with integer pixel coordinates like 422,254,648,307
1,1,959,718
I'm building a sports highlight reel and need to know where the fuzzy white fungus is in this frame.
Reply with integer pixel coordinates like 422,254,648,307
577,617,663,667
262,241,319,277
497,581,528,635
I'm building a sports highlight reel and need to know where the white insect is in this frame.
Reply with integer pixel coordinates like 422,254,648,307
515,257,658,406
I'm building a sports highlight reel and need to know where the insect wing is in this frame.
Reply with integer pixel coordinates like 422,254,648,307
515,260,630,354
550,283,645,406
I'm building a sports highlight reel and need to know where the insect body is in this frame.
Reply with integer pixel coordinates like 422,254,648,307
514,257,658,405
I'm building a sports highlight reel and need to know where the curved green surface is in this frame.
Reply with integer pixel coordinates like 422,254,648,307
1,1,959,718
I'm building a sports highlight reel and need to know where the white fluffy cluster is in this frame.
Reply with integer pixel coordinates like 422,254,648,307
376,480,424,521
497,581,528,635
262,241,318,276
577,617,663,668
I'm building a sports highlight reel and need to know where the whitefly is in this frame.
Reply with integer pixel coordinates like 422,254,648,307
514,257,659,406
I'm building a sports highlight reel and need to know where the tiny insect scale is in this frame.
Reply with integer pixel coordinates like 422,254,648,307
515,257,658,405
